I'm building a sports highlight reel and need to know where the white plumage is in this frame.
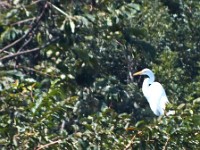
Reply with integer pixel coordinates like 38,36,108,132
133,68,169,116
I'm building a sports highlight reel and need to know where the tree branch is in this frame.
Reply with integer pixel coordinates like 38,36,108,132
17,34,34,52
163,137,170,150
124,131,142,150
0,37,59,61
35,139,62,150
11,17,35,26
0,2,48,53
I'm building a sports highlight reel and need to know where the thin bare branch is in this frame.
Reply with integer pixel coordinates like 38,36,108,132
47,1,72,19
124,131,142,150
17,35,34,52
11,18,35,26
0,2,48,53
0,47,39,61
31,0,44,5
163,137,170,150
0,37,59,61
35,139,62,150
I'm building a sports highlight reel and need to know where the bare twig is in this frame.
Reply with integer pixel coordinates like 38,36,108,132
17,35,34,52
31,0,44,5
0,36,59,61
1,51,13,54
163,137,170,150
0,2,48,53
35,139,62,150
47,1,72,19
0,47,40,61
124,131,142,150
11,18,35,26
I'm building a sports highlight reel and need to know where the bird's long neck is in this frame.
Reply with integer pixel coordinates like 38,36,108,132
142,71,155,99
142,78,151,99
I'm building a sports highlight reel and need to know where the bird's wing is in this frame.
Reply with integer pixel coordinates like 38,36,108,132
148,82,169,116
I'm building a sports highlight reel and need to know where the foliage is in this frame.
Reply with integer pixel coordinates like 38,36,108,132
0,0,199,149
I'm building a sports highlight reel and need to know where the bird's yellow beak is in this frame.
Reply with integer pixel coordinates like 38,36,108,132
133,71,142,76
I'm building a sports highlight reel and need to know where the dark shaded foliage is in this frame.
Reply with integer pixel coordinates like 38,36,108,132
0,0,199,149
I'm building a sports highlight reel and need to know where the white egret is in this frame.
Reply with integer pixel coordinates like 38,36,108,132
133,68,169,116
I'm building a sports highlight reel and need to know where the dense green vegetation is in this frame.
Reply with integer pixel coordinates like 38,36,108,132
0,0,199,149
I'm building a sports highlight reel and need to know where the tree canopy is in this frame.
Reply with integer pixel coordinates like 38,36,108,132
0,0,200,149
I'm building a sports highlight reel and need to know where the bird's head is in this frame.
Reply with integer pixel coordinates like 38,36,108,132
133,68,151,76
133,68,155,82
